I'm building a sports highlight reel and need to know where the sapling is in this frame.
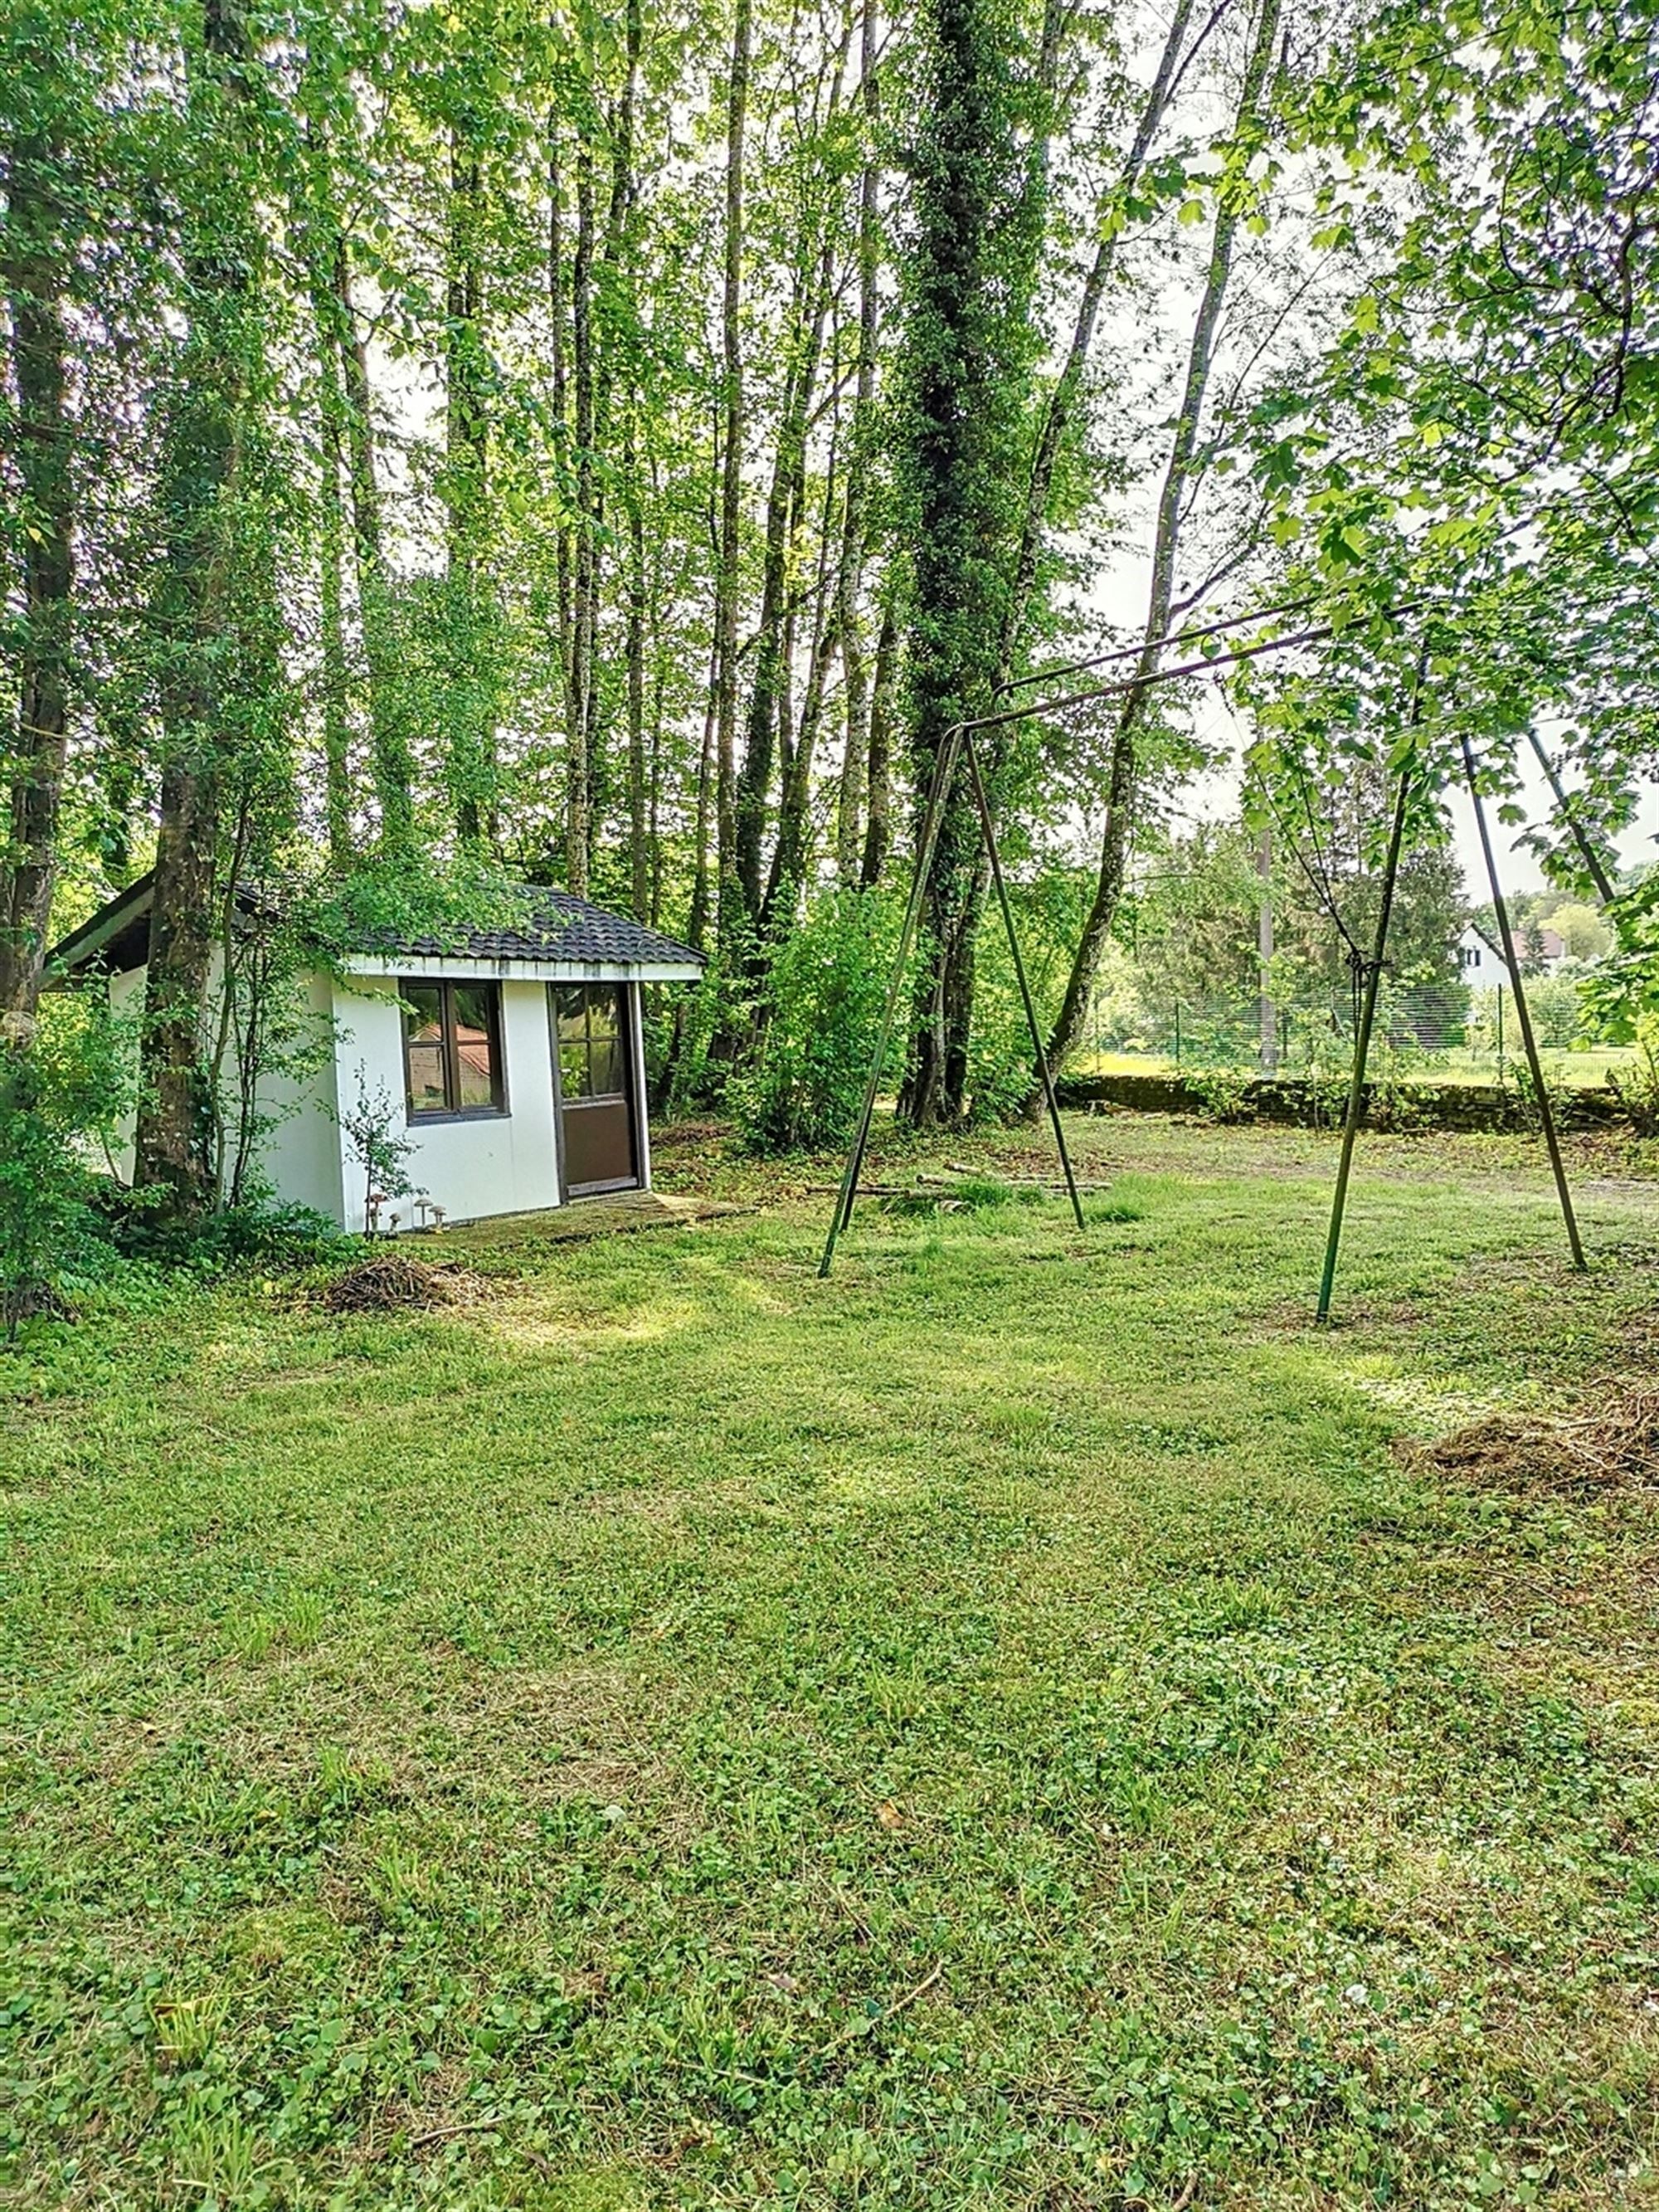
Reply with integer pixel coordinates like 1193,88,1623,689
338,1074,418,1236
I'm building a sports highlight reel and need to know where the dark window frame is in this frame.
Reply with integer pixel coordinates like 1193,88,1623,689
402,979,508,1120
553,983,630,1104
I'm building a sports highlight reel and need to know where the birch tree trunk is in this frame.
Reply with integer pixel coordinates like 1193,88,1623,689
834,0,883,882
998,0,1200,678
330,236,413,853
317,400,353,867
445,131,493,848
737,248,831,925
860,603,897,889
564,139,597,889
1037,0,1282,1097
713,0,752,952
625,407,649,920
765,402,844,933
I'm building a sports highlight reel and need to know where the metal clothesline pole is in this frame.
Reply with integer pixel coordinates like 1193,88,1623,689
818,596,1606,1300
1316,758,1414,1326
961,727,1085,1230
818,725,963,1279
1462,730,1588,1272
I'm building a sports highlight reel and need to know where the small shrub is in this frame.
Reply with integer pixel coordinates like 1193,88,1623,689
1186,1067,1254,1124
0,1090,92,1342
729,889,902,1154
0,996,135,1343
92,1186,353,1272
1510,1059,1574,1132
1367,1080,1434,1133
1609,1016,1659,1136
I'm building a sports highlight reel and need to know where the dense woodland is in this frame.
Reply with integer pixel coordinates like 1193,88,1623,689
3,0,1658,1218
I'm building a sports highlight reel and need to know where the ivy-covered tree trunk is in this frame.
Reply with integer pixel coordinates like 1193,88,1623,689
134,0,265,1208
0,122,75,1025
896,0,1044,1126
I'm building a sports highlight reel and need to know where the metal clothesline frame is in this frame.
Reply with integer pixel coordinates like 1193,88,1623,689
818,601,1595,1316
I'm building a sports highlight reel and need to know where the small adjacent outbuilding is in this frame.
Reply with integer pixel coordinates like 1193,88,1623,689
48,876,705,1231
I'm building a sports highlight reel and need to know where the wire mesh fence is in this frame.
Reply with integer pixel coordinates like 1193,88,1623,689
1080,977,1636,1092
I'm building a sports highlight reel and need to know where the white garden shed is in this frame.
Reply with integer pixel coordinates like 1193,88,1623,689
49,878,705,1232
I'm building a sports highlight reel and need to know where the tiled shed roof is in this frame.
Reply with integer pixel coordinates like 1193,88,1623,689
47,874,705,977
382,888,704,970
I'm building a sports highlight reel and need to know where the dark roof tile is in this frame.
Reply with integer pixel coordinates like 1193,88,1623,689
387,888,704,969
48,875,704,977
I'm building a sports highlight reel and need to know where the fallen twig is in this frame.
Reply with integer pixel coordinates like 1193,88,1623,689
819,1961,944,2058
917,1169,1117,1192
802,1182,913,1197
409,2117,501,2149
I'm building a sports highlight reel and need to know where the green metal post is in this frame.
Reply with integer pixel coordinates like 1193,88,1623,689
819,725,963,1278
961,728,1085,1230
1462,733,1586,1271
1525,728,1617,906
1316,763,1413,1325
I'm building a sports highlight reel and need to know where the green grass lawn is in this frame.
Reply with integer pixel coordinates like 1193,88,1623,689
5,1115,1659,2210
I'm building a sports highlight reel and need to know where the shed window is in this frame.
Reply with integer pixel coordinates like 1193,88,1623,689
403,982,505,1118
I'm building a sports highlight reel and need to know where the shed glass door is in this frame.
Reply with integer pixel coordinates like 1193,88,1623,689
552,984,639,1195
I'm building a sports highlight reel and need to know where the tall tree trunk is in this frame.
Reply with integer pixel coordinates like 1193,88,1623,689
564,140,597,889
330,236,412,853
625,406,649,920
547,121,576,822
999,0,1199,679
295,103,359,867
765,411,844,933
317,400,353,867
445,131,492,848
713,0,752,952
736,236,834,928
134,0,263,1206
0,124,75,1026
898,0,1046,1127
834,0,883,881
1038,0,1282,1098
860,602,897,888
572,0,643,889
688,402,722,950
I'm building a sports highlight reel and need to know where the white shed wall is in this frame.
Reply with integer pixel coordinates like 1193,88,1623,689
104,959,343,1217
94,962,661,1231
330,973,564,1232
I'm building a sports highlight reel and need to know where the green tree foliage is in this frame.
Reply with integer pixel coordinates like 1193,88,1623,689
728,886,901,1152
4,0,1656,1201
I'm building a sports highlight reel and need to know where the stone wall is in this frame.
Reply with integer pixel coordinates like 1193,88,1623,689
1053,1070,1631,1133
